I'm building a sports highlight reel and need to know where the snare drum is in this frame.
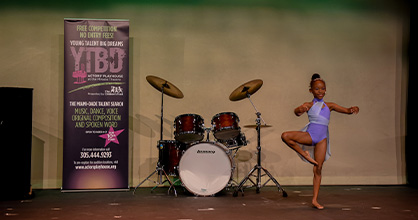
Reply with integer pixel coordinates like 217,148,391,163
217,132,247,149
174,114,204,143
159,140,187,176
211,112,240,140
178,142,233,196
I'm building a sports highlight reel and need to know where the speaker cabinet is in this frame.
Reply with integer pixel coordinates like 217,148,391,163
0,87,33,200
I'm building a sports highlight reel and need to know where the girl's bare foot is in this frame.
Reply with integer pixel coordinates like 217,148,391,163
304,151,318,166
312,200,324,210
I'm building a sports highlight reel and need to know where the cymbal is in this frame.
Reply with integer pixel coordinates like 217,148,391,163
243,124,272,129
146,75,184,99
229,79,263,101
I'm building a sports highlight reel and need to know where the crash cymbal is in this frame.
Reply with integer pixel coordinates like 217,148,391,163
229,79,263,101
146,75,184,99
243,124,272,129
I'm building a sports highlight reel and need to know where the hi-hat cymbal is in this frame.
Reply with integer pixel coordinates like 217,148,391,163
243,124,272,129
229,79,263,101
146,75,184,99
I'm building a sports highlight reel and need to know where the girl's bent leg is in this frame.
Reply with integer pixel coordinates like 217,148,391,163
281,131,318,166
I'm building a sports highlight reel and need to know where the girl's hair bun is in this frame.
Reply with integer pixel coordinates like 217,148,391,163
310,73,325,88
311,73,321,81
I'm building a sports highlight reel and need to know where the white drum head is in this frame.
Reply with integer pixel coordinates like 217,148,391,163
179,142,232,196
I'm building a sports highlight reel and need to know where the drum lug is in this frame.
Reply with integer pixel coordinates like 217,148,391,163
226,149,232,155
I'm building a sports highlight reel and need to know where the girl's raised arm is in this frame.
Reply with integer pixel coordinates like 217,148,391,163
326,102,359,114
294,102,313,116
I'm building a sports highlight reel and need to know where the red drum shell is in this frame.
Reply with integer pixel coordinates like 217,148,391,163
211,112,240,140
174,114,204,143
159,140,187,176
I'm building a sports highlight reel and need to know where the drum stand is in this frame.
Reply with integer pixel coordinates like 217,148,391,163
133,83,177,196
233,94,287,197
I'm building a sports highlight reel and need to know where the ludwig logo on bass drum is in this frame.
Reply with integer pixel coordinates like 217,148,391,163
197,150,215,154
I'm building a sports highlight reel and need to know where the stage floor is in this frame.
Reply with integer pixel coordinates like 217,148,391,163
1,186,417,220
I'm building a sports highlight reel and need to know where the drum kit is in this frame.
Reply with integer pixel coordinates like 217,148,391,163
133,76,287,198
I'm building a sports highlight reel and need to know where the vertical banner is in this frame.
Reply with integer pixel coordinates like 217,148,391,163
63,19,129,190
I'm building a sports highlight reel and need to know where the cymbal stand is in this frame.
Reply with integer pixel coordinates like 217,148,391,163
133,83,177,196
233,93,287,197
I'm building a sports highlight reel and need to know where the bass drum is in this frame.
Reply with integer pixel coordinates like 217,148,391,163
178,142,233,196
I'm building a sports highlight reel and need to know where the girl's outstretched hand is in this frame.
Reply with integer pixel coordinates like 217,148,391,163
349,106,360,114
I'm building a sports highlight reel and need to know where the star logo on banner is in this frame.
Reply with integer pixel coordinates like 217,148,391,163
99,126,125,147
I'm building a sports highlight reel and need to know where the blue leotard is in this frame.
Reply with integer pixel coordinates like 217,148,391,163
298,98,331,163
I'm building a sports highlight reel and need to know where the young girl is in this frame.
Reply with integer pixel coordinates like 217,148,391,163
281,73,359,210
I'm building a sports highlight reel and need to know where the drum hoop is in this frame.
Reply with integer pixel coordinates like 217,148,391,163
213,126,240,132
175,113,203,120
212,112,238,118
158,140,177,144
175,131,204,136
211,112,240,124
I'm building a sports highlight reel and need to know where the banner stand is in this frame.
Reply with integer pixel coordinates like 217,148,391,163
61,189,130,193
62,18,130,191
